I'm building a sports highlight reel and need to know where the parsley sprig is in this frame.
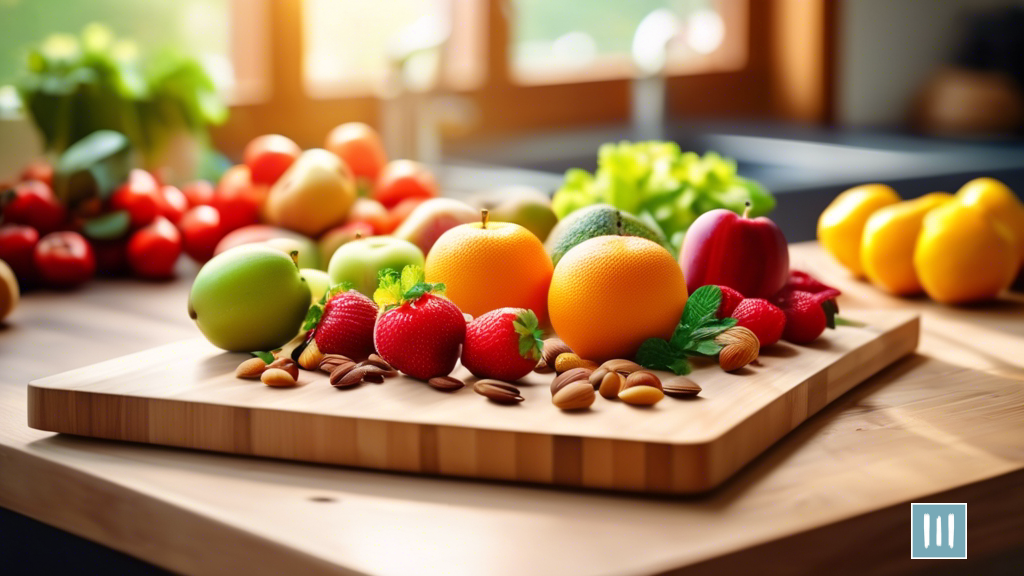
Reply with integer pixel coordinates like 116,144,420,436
635,285,737,375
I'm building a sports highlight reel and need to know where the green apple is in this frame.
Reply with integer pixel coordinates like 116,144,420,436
189,245,311,351
264,237,321,270
328,237,424,296
300,268,332,303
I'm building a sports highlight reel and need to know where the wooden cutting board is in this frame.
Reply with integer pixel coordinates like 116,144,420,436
27,310,918,494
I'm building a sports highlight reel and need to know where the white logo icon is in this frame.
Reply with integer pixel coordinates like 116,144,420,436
922,513,955,549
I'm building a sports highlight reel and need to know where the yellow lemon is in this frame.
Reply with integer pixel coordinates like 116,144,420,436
956,177,1024,267
860,192,953,295
818,184,900,276
913,201,1017,304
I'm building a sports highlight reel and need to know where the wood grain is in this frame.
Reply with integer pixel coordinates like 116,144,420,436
27,311,919,494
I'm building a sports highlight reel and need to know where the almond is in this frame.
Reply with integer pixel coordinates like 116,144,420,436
261,368,297,387
715,326,759,372
235,357,267,379
428,376,465,392
541,338,572,367
554,353,598,374
588,367,609,388
550,367,593,395
298,339,324,370
319,354,353,374
474,379,524,404
267,357,299,380
621,370,662,391
618,385,664,406
599,359,643,375
330,365,366,388
598,371,625,399
663,376,702,397
552,381,595,410
534,358,553,374
357,356,397,378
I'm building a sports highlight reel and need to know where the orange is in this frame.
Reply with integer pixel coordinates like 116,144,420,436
425,214,553,323
548,235,687,362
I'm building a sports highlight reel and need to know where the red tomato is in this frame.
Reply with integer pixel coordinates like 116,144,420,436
93,240,129,277
215,165,267,233
0,224,40,283
181,180,215,207
20,160,54,187
158,185,189,223
179,205,223,263
344,197,390,234
383,197,427,233
373,160,438,208
325,122,388,184
110,169,161,229
34,231,95,288
2,180,66,235
244,134,301,185
127,217,182,279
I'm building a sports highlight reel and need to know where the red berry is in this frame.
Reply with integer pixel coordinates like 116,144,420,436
777,291,827,344
716,285,745,318
127,217,182,279
2,180,66,235
373,293,466,380
312,290,378,360
158,185,189,223
181,180,215,207
462,308,543,381
179,206,224,263
731,298,785,347
34,231,95,288
0,224,39,283
110,169,161,229
214,165,266,232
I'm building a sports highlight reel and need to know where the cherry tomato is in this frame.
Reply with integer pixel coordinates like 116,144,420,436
110,169,161,229
20,160,53,187
345,197,390,234
2,180,66,235
383,197,427,233
34,231,95,288
0,224,40,283
244,134,301,186
373,160,438,208
181,180,215,207
325,122,388,184
158,185,189,223
179,205,224,263
93,239,129,277
127,217,182,279
215,165,267,233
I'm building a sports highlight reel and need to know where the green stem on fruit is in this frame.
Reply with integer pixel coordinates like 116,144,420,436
616,210,623,235
355,232,362,240
835,316,866,328
481,208,490,229
742,200,752,219
289,250,299,269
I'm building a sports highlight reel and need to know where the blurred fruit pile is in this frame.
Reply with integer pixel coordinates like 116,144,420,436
818,178,1024,304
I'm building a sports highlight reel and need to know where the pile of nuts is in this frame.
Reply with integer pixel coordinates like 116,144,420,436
233,352,398,388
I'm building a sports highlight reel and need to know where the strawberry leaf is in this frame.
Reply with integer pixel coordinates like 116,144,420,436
400,265,424,293
821,299,839,329
373,268,404,310
375,265,445,311
251,351,275,363
636,338,691,375
512,309,543,360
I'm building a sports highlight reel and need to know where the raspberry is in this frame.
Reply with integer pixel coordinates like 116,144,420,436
716,285,745,318
731,298,785,346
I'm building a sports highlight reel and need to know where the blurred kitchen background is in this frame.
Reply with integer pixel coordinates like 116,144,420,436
2,0,1023,241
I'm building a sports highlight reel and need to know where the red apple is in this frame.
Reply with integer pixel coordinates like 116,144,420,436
680,204,789,299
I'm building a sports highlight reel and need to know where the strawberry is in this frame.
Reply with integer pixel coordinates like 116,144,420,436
715,285,745,318
305,286,378,361
462,308,544,381
372,265,466,380
731,298,785,347
776,270,841,300
773,290,839,344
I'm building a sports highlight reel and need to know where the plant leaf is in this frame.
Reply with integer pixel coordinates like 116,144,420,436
373,268,403,310
681,285,722,331
251,351,274,364
400,265,424,293
688,317,737,342
684,339,723,357
636,338,691,375
512,309,543,360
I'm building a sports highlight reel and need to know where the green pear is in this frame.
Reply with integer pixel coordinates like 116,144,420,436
188,245,311,351
263,149,356,237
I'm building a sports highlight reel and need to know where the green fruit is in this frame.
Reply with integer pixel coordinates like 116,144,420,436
264,237,321,270
328,236,424,296
545,204,669,266
82,210,130,240
469,186,558,241
54,130,132,206
300,268,332,304
188,245,311,351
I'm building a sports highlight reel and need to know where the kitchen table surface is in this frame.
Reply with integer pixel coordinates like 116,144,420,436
1,242,1022,575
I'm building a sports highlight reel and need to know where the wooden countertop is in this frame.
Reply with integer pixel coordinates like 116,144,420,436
1,242,1022,575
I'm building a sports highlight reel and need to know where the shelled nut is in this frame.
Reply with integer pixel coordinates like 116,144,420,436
235,358,266,379
474,380,524,404
621,370,662,391
551,367,593,395
552,381,595,410
554,353,599,374
598,371,625,399
261,368,298,387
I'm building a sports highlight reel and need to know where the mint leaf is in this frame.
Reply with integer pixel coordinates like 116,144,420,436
251,351,275,363
636,338,691,375
685,339,723,357
688,317,736,342
682,285,722,331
